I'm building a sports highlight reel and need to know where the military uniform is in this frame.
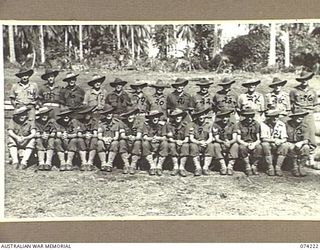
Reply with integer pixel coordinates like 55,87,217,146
130,92,151,114
106,91,132,116
213,90,238,112
38,84,62,118
142,122,168,157
149,93,167,117
265,91,290,115
167,91,193,113
34,116,59,170
7,107,37,169
97,117,121,170
60,85,85,109
83,89,108,110
260,116,288,176
238,92,265,113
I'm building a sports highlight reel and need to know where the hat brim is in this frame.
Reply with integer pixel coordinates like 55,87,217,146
110,81,127,87
41,70,59,80
120,108,140,117
289,111,309,117
242,80,261,87
150,84,170,88
172,80,189,88
130,83,148,89
192,108,211,119
296,73,314,82
100,108,115,115
13,107,31,116
78,106,96,114
62,74,79,82
145,112,164,119
36,108,53,116
241,111,256,116
170,111,187,118
88,76,106,86
196,82,214,87
269,80,287,88
218,80,236,86
15,69,34,78
216,110,233,117
57,110,74,116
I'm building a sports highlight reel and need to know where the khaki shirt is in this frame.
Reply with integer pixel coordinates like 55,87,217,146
10,82,38,106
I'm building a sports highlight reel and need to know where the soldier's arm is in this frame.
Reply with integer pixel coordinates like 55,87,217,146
289,89,296,111
229,132,237,144
23,128,37,140
8,129,20,141
214,134,224,144
205,132,214,144
166,95,174,115
113,131,120,141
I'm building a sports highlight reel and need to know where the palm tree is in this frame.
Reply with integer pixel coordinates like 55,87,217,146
117,25,121,50
268,23,276,66
8,25,16,63
79,25,83,61
39,25,45,63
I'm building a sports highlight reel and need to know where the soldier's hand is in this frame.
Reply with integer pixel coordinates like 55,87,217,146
62,132,68,140
151,138,158,143
295,141,304,149
224,141,231,148
50,132,56,138
104,137,112,144
85,132,92,139
176,140,183,146
248,143,255,150
36,132,41,138
56,132,62,138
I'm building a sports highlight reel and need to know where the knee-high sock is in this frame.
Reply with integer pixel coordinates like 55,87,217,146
179,156,187,170
203,156,212,170
87,150,96,165
37,150,45,165
66,151,75,165
172,157,179,170
98,152,107,166
45,150,54,165
20,148,33,165
130,155,139,169
9,147,19,164
121,153,130,169
156,156,166,169
57,152,66,165
107,152,117,166
146,155,156,169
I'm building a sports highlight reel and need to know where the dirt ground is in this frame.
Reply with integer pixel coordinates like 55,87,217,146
4,68,320,218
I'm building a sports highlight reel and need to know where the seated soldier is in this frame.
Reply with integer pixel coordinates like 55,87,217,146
7,106,36,170
212,109,239,175
142,110,168,176
34,107,59,171
55,108,81,171
260,110,288,176
119,108,143,175
285,108,316,177
188,108,214,176
235,108,263,176
76,106,99,171
97,105,120,172
165,108,190,177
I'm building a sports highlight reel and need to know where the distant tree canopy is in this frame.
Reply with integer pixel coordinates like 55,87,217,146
221,25,285,71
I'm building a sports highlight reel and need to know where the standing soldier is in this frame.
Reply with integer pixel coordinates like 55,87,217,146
142,110,168,176
106,78,132,116
55,108,81,171
34,107,59,171
260,110,288,176
39,68,61,118
76,106,100,171
60,72,85,109
83,74,108,111
165,108,190,177
290,71,317,168
235,108,263,176
192,78,214,112
166,78,193,118
97,105,120,172
119,108,143,175
265,77,290,118
285,108,316,177
149,80,170,118
188,108,214,176
10,68,38,118
212,77,238,122
238,80,265,122
7,106,36,169
129,80,151,115
212,109,239,175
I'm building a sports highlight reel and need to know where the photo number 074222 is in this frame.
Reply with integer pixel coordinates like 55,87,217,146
2,21,320,219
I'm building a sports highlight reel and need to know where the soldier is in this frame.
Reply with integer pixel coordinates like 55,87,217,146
142,110,168,176
106,78,132,116
60,72,85,109
165,108,190,177
119,108,143,175
238,80,265,122
129,80,151,115
149,80,170,118
289,71,317,169
285,108,316,177
55,108,81,171
265,77,290,118
76,106,100,171
83,74,108,111
188,108,214,176
34,107,59,171
212,109,239,175
97,105,120,172
192,78,214,112
260,110,288,176
7,106,36,169
10,68,38,118
235,108,263,176
166,78,193,117
39,68,61,118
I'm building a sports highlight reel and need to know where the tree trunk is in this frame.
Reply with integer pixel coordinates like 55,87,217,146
309,23,314,33
284,27,290,67
8,25,16,63
64,27,68,49
39,25,45,63
268,23,276,66
79,25,83,61
117,25,121,50
131,26,135,60
213,24,220,56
